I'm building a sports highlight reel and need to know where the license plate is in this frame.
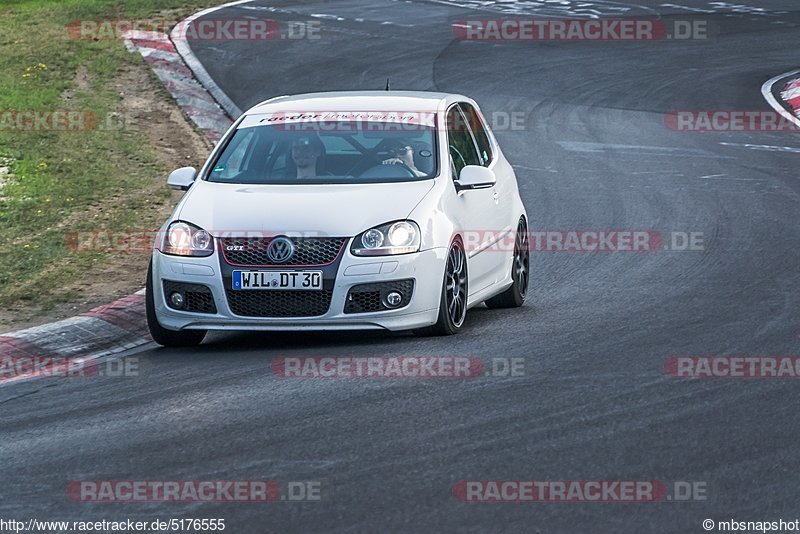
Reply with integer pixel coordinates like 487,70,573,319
233,271,323,291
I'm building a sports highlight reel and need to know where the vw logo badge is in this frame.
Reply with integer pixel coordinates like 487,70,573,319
266,237,295,264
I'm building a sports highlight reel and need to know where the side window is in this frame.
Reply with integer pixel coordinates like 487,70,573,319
458,103,493,167
446,106,481,178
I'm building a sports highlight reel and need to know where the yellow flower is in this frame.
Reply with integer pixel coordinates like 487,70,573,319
37,63,47,69
22,73,32,78
37,162,48,169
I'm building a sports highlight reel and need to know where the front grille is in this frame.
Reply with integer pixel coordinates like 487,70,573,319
225,289,333,317
344,279,415,314
163,281,217,314
220,237,346,267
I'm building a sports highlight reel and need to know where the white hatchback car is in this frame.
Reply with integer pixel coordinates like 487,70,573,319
147,91,529,346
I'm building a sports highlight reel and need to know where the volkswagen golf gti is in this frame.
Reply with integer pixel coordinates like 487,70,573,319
146,91,529,346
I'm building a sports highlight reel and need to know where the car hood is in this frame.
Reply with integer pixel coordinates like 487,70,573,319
176,180,436,237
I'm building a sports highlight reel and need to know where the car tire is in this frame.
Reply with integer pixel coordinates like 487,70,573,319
146,260,207,347
485,217,529,309
415,239,468,336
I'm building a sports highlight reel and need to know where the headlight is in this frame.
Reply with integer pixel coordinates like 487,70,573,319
352,221,420,256
159,221,214,257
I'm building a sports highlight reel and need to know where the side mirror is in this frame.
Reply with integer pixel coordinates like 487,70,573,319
455,165,496,191
167,167,197,191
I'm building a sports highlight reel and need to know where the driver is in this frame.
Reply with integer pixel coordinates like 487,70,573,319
381,140,427,177
291,136,324,178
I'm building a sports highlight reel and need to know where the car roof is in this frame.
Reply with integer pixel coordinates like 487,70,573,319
246,91,471,115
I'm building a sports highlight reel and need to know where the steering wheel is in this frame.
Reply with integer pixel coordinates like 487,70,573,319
359,162,417,179
343,139,394,176
369,139,399,159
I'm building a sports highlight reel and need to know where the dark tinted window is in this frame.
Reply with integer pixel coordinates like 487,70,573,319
446,107,481,177
459,103,493,166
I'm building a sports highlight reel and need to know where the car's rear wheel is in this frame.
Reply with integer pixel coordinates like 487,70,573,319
146,260,207,347
415,239,468,336
485,217,529,309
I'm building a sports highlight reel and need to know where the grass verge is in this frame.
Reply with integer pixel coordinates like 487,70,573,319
0,0,220,330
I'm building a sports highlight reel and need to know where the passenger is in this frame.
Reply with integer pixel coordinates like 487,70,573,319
381,140,427,177
291,136,324,178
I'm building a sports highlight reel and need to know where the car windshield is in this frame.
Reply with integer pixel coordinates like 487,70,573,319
206,112,438,184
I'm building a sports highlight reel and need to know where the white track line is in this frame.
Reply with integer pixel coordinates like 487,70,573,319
761,68,800,129
170,0,254,120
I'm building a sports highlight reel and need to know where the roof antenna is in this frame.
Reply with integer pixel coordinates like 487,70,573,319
385,78,390,91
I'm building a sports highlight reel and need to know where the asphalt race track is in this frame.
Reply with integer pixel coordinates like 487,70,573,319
3,1,800,531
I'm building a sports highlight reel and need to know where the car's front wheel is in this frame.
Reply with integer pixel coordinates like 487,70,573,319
146,260,207,347
416,239,468,336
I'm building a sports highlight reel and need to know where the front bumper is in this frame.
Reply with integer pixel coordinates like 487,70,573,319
151,247,446,332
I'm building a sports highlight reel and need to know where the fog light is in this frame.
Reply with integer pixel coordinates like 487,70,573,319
385,291,403,308
169,291,185,309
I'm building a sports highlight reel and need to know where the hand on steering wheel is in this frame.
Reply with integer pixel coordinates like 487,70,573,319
382,157,423,177
382,158,416,175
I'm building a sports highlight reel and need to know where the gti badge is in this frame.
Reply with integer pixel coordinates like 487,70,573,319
266,237,295,264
